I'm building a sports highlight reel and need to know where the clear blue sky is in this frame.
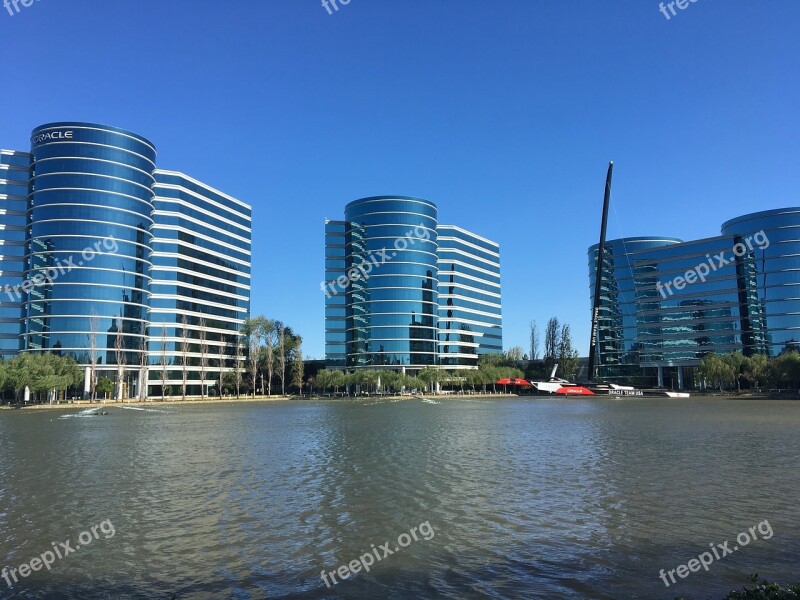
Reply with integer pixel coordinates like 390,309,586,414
1,0,798,359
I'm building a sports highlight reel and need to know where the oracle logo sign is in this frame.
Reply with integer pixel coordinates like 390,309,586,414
31,130,74,145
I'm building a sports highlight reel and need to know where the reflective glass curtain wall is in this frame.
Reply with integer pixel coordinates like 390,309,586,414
150,170,252,396
25,123,155,374
437,225,502,368
324,198,503,371
588,208,800,387
0,150,30,358
341,197,439,369
0,122,252,400
720,208,800,357
588,238,683,384
324,220,347,368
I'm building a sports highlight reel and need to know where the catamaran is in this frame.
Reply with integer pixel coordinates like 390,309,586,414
583,161,689,398
527,163,691,398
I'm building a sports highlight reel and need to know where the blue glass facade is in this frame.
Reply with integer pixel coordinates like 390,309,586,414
437,225,502,368
325,197,502,371
588,208,800,387
0,151,29,358
324,219,347,368
1,122,251,398
588,237,684,384
150,171,252,395
25,123,154,370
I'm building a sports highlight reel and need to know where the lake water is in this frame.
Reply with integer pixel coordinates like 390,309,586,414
0,397,798,599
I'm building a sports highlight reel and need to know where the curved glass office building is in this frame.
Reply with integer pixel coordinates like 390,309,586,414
25,123,154,366
588,237,684,384
721,208,800,356
325,196,502,371
333,196,439,368
0,121,251,399
588,208,800,388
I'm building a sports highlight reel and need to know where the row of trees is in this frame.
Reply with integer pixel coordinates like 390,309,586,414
1,313,306,403
697,351,800,391
526,317,580,379
313,369,427,394
241,316,304,397
0,353,83,402
312,354,526,395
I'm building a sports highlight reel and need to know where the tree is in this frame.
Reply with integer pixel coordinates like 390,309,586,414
478,353,516,369
114,317,126,401
290,337,304,394
160,325,169,401
4,354,83,404
234,333,244,399
243,319,260,397
259,318,276,396
6,353,35,402
544,317,561,376
88,313,100,400
216,333,227,399
316,369,346,394
138,334,149,401
315,369,331,393
276,324,287,396
505,346,525,363
722,352,746,392
418,367,443,393
198,318,209,399
379,370,399,393
348,370,380,394
50,354,83,401
331,370,345,393
558,324,580,380
466,368,491,392
529,320,540,361
698,353,737,390
773,351,800,388
180,314,190,400
744,353,769,390
96,376,114,399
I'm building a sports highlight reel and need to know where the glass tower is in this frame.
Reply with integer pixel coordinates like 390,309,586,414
0,122,251,399
24,123,154,371
324,197,502,371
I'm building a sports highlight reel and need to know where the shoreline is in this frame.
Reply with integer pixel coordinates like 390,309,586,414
2,391,798,411
0,393,520,411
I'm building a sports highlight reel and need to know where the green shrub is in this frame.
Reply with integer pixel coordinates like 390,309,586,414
724,579,800,600
674,576,800,600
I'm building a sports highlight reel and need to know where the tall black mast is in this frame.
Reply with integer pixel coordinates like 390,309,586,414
588,161,614,382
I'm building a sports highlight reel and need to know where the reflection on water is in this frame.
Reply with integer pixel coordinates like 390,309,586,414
0,398,798,599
